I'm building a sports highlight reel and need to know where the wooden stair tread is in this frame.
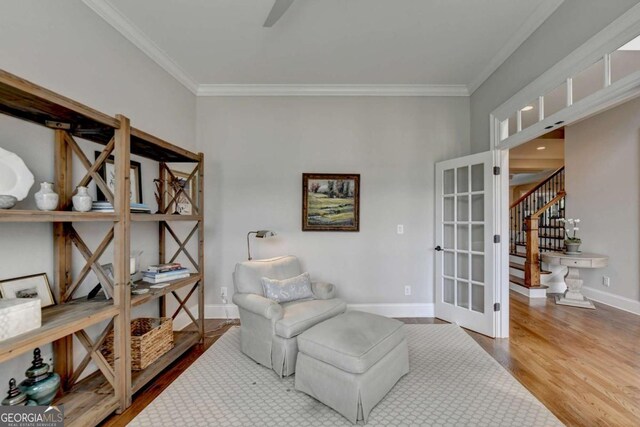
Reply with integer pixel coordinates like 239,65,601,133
509,274,549,289
509,262,551,275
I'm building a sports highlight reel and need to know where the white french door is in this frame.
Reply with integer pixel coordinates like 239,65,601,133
435,151,496,337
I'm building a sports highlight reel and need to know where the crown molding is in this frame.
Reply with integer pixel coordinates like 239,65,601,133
196,84,469,97
468,0,564,95
81,0,199,94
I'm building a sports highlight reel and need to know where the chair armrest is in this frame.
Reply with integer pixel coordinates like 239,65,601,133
311,282,336,300
232,293,284,321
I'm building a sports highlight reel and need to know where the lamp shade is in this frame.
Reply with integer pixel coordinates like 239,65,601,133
255,230,277,238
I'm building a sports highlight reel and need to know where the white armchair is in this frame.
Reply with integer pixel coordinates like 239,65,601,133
232,255,346,377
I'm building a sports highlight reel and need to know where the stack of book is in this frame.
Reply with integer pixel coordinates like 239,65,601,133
91,201,151,213
142,263,190,284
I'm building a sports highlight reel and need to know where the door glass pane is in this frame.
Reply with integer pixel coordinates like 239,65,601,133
457,167,469,193
444,225,455,249
444,169,455,195
444,251,454,277
472,194,484,222
457,196,469,221
472,225,484,252
457,252,469,280
456,281,469,309
444,197,454,221
457,224,469,250
472,254,484,282
472,284,484,313
471,164,483,191
443,278,455,304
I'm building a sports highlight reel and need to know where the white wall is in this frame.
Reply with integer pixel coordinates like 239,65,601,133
197,96,470,307
0,1,196,387
470,0,640,153
565,96,640,305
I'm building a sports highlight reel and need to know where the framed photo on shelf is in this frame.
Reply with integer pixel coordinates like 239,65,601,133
169,170,197,215
95,152,143,204
302,173,360,232
0,273,55,307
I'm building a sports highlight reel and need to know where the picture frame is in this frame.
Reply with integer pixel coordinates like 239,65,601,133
302,173,360,232
170,170,197,215
0,273,55,307
95,152,143,204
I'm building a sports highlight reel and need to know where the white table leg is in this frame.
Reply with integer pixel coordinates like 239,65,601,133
555,266,595,309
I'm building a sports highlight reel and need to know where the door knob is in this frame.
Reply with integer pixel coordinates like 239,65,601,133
435,245,443,251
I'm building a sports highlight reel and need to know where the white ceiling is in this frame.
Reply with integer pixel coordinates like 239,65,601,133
84,0,563,95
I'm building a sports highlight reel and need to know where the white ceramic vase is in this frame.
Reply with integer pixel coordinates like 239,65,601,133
34,182,59,211
72,186,92,212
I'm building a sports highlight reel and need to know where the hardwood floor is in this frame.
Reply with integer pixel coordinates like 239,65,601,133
102,293,640,426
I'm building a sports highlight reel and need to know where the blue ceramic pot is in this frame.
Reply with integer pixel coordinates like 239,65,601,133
18,348,61,406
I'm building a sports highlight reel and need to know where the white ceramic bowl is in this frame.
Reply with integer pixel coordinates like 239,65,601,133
0,195,17,209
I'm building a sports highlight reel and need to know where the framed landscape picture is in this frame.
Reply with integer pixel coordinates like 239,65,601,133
302,173,360,231
0,273,55,307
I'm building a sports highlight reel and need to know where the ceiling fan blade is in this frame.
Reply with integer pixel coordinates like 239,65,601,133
263,0,295,27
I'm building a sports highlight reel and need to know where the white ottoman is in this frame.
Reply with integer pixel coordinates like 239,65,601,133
295,311,409,424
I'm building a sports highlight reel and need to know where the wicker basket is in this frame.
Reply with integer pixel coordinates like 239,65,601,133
101,318,174,371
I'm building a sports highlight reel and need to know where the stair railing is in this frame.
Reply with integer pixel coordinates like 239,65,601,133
510,167,565,254
524,191,566,287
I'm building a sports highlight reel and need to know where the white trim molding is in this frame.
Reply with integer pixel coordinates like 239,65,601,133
196,84,469,97
81,0,199,94
581,287,640,316
468,0,564,94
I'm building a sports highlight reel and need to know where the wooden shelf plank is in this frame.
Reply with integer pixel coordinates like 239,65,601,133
0,69,117,145
0,210,118,223
132,331,200,393
131,213,202,222
131,274,201,307
55,371,119,427
130,127,200,162
0,300,119,364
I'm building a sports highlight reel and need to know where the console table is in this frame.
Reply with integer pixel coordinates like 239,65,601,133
540,252,609,309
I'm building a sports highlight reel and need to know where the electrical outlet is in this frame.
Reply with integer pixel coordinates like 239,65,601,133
220,287,228,298
397,224,404,234
602,276,610,287
404,285,411,296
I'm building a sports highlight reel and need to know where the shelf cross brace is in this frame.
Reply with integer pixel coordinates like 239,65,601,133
64,132,115,205
65,226,114,301
70,320,115,388
165,223,200,272
69,226,115,298
171,284,199,328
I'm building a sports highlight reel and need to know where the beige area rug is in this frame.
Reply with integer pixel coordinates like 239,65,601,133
129,324,561,426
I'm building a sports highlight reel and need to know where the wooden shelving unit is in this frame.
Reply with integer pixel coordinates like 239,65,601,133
0,69,205,426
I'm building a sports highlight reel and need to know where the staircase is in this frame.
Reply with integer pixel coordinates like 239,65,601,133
510,167,567,298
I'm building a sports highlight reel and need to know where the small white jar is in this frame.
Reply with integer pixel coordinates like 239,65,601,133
72,186,92,212
34,182,59,211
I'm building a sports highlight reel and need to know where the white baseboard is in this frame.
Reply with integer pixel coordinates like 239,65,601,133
509,282,547,298
581,287,640,315
346,303,434,318
175,302,435,326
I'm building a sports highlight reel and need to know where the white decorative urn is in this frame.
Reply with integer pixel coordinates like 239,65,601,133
72,186,92,212
34,182,59,211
